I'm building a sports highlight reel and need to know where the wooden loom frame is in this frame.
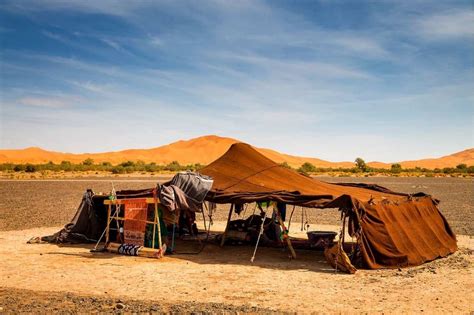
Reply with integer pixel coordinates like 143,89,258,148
103,197,165,258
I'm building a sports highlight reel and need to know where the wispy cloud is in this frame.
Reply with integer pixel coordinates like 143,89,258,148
100,38,122,51
68,81,110,93
416,10,474,40
0,0,143,17
41,30,65,42
214,52,374,80
18,97,71,108
149,36,164,47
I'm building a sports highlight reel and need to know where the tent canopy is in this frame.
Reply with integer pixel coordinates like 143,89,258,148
201,143,457,269
200,142,406,207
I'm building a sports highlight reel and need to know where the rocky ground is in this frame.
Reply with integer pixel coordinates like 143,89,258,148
0,287,276,314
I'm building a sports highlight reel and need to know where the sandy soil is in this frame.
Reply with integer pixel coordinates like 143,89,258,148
0,223,472,313
0,177,473,313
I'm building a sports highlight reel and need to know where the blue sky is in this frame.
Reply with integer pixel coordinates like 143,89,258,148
0,0,473,162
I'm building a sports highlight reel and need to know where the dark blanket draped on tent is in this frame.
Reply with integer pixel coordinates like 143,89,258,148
41,173,213,244
199,143,457,269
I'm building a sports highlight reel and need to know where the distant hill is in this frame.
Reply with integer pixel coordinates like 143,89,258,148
0,135,472,169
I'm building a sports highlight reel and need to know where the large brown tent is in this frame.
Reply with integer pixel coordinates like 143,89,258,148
200,143,457,269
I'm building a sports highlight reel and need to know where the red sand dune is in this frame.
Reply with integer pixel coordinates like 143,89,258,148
0,135,472,169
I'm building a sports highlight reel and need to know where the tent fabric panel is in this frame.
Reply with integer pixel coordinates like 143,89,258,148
201,143,407,204
360,197,457,268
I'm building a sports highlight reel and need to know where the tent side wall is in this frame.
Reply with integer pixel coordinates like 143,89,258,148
42,191,109,243
357,196,457,269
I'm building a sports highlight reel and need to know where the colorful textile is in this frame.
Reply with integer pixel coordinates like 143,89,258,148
123,198,148,246
118,243,142,256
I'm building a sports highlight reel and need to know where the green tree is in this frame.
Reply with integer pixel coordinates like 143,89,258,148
111,166,126,174
60,160,73,171
82,158,94,166
164,161,182,172
442,167,454,174
13,165,25,172
355,158,367,172
120,161,135,168
194,163,204,171
25,164,36,173
391,163,402,173
298,162,317,174
280,162,292,169
456,164,467,172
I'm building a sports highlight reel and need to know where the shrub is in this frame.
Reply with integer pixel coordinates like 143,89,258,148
456,164,467,173
120,161,135,168
164,161,182,172
82,158,94,166
298,162,317,174
13,165,25,172
442,167,454,174
467,166,474,174
25,164,36,172
355,158,367,172
111,166,126,174
391,163,402,174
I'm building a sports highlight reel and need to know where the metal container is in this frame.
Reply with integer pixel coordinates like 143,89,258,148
307,231,337,249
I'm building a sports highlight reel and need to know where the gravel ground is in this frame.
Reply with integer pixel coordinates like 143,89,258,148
0,287,277,314
0,176,472,235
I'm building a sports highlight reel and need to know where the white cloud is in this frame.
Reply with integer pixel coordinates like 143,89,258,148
18,97,70,108
328,35,390,58
215,52,374,80
41,30,66,43
69,81,109,93
416,10,474,39
100,38,121,51
1,0,146,17
149,36,164,46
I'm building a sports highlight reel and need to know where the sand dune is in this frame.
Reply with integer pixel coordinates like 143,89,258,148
0,135,472,169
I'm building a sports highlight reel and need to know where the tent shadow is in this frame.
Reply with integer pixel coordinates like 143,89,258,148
43,251,119,259
167,239,343,274
40,243,118,259
43,240,349,273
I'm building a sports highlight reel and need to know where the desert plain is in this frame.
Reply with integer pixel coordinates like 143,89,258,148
0,176,473,313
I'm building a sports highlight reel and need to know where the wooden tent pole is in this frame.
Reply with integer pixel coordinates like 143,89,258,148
153,191,163,251
220,204,234,247
105,203,112,245
152,206,157,250
274,203,296,259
